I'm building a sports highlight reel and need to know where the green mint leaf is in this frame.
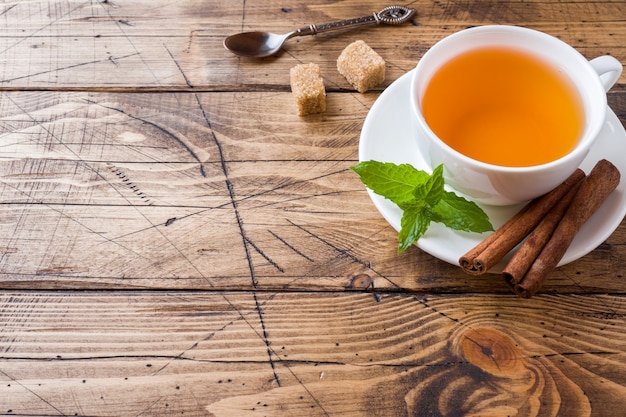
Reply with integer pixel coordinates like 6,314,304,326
351,161,429,205
398,201,432,253
413,163,444,207
432,191,494,233
352,160,492,253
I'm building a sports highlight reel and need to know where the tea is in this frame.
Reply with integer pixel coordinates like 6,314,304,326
421,47,584,167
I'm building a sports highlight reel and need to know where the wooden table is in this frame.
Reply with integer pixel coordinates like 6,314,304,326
0,1,625,415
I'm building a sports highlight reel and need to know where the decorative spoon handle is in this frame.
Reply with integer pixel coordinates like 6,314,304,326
291,6,416,37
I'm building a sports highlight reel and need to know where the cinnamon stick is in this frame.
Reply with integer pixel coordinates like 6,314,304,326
502,181,582,288
459,168,585,275
513,159,620,298
458,202,532,272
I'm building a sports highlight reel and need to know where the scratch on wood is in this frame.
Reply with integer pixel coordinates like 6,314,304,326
179,85,287,393
0,4,16,17
95,103,207,177
97,0,165,87
268,230,314,262
152,319,237,375
107,164,154,205
165,44,193,88
0,53,140,84
0,1,93,57
287,219,370,268
288,220,466,322
35,266,87,275
253,293,282,388
0,369,64,415
245,236,284,273
188,93,286,391
185,29,208,53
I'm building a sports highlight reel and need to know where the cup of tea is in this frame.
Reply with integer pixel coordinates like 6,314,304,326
410,25,622,205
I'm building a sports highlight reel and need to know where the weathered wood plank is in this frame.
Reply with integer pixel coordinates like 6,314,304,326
1,1,625,417
2,291,626,416
0,91,624,293
0,0,623,90
0,0,625,416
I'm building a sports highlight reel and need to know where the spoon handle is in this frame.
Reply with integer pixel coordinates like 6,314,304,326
292,5,416,37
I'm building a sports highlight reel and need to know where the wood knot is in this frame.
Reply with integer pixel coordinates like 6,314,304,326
452,327,524,378
349,274,373,290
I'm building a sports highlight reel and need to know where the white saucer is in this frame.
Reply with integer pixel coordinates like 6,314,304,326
359,69,626,272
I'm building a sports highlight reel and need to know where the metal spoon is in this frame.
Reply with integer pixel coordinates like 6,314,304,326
223,5,416,58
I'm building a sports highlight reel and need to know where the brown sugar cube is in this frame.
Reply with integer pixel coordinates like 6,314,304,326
337,40,385,93
289,63,326,116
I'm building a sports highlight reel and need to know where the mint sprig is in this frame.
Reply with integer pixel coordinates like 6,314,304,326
351,161,493,253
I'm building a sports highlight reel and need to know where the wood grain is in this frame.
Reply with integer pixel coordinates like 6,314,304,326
0,90,624,293
0,0,623,90
2,291,626,416
0,0,625,416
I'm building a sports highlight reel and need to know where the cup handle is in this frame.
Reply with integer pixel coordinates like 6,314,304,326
589,55,623,92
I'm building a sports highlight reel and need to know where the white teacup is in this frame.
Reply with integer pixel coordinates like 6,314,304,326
410,25,622,205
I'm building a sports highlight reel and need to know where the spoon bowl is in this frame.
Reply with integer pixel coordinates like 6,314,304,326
224,31,296,58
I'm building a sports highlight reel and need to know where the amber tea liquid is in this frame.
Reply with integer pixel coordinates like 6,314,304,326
421,47,584,167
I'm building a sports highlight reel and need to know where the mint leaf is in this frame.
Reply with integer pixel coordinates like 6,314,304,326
351,161,429,205
398,201,432,253
432,191,494,233
413,163,444,207
351,160,492,254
